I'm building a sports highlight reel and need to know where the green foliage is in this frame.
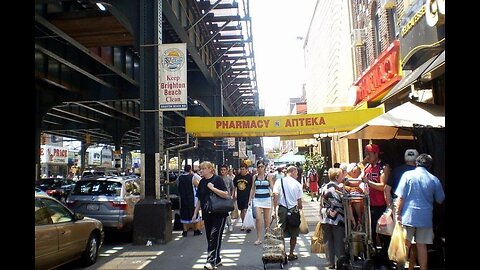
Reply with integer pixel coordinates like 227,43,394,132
303,152,325,176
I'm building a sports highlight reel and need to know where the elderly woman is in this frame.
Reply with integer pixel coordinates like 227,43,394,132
320,167,346,269
192,161,229,270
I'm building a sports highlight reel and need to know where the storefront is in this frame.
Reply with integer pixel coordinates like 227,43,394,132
382,0,445,107
40,145,69,177
342,1,446,266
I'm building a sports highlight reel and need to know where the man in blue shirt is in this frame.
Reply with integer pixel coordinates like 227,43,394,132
395,153,445,270
385,149,419,208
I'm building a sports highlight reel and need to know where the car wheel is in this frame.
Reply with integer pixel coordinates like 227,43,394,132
81,233,99,266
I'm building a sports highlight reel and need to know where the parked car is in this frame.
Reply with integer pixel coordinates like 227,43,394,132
66,175,141,232
81,168,120,179
35,193,104,270
35,187,48,196
35,177,76,202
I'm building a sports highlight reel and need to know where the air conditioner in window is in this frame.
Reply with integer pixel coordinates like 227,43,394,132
381,0,396,9
351,28,366,47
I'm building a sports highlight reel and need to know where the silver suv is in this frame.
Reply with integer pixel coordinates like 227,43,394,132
66,175,140,232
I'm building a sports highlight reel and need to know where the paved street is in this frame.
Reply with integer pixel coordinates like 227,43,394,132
66,194,332,270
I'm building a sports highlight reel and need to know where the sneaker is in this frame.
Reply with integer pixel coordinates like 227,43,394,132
182,231,187,237
246,228,251,233
204,262,214,270
240,226,245,231
228,225,233,232
194,230,203,236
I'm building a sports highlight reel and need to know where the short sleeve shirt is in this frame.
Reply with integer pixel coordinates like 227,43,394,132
233,173,253,200
395,167,445,227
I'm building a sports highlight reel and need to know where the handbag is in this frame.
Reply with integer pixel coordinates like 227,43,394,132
206,193,234,214
280,178,301,228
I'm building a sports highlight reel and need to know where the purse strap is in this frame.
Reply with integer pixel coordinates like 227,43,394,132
280,178,289,209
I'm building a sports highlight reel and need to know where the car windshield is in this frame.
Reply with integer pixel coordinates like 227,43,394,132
71,180,122,196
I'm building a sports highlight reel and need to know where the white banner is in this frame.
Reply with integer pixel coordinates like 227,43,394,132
227,137,236,149
159,43,187,111
238,141,248,159
40,145,68,164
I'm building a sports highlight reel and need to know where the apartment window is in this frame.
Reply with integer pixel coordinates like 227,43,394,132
388,8,399,41
372,2,381,58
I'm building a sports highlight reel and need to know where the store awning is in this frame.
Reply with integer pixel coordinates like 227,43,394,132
381,53,440,103
340,101,445,140
422,50,445,78
276,151,305,163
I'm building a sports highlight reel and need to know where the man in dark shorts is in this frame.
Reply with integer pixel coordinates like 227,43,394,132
233,163,253,232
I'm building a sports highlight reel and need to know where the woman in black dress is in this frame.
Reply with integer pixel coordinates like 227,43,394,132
178,164,202,236
192,161,229,270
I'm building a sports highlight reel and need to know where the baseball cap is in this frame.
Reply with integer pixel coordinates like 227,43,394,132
404,149,419,162
365,143,380,153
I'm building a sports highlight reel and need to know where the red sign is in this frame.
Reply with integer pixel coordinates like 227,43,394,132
354,40,402,105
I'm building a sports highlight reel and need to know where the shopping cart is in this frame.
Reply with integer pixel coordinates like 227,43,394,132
336,178,377,270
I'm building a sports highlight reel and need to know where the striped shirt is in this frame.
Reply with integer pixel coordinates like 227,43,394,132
254,176,270,198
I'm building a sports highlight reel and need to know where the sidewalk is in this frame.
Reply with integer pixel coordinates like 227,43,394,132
79,193,330,270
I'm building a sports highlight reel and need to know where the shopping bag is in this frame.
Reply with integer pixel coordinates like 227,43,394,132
388,221,407,264
310,222,325,253
299,209,309,234
376,209,394,236
230,201,240,219
243,206,255,229
311,239,326,253
196,218,205,230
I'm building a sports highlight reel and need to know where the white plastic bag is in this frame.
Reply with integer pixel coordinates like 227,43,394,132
243,206,255,229
376,209,394,236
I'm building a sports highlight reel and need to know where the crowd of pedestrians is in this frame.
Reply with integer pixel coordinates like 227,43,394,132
174,144,444,270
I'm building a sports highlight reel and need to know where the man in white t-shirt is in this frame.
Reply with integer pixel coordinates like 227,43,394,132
272,165,304,261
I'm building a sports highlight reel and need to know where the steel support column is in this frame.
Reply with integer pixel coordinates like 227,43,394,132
134,0,172,245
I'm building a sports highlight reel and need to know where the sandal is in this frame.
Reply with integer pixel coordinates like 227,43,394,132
287,254,298,261
254,240,262,245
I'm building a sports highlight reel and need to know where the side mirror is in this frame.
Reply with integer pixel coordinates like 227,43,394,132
74,213,85,220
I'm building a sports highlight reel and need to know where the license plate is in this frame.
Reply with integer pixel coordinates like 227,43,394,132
86,204,99,211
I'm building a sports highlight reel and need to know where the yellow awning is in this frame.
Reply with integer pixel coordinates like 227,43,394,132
185,107,384,138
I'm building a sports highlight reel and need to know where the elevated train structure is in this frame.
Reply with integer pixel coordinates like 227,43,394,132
35,0,264,175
